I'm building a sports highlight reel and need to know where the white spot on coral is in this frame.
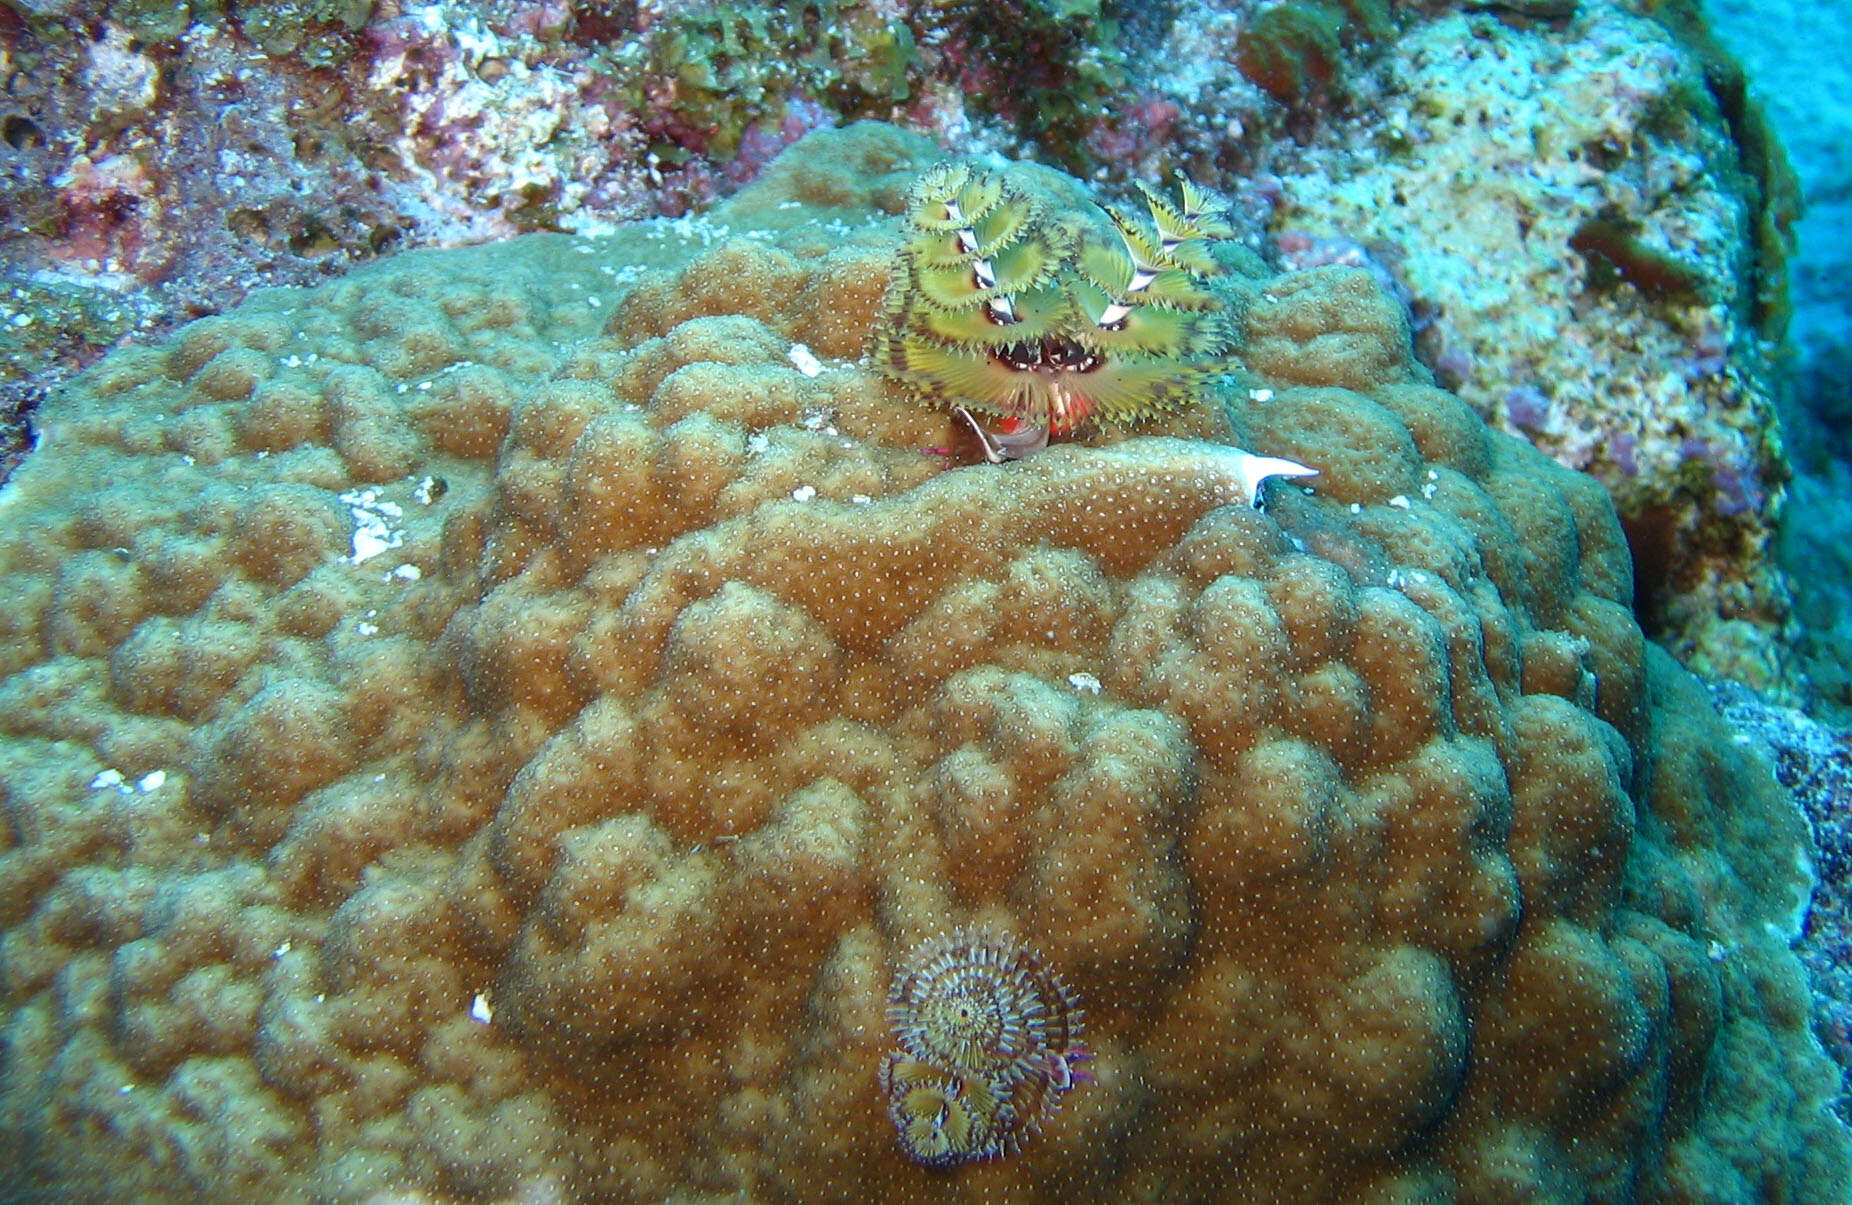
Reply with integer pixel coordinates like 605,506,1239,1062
851,494,873,505
1389,495,1411,509
355,621,380,637
90,769,126,792
791,485,818,502
1248,387,1274,402
273,941,292,959
341,489,406,564
470,992,494,1024
1217,448,1320,509
1067,673,1103,695
788,343,824,377
136,770,166,793
391,563,422,581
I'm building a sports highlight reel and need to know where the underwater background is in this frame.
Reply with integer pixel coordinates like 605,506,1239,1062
1,0,1850,1200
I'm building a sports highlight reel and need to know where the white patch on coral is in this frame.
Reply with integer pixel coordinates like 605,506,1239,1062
341,489,406,564
89,768,168,795
1230,452,1320,507
788,343,824,377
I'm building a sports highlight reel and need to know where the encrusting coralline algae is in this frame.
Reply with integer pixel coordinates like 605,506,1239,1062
0,122,1845,1202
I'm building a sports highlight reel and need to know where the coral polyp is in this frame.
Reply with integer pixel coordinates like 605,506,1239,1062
875,162,1236,457
880,928,1089,1168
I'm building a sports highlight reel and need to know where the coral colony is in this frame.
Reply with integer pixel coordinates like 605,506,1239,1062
3,1,1829,705
0,114,1847,1201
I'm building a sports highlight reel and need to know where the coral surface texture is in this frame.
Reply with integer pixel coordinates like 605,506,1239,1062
0,124,1843,1203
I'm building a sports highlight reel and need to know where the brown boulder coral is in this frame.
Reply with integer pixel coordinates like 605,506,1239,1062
0,122,1844,1203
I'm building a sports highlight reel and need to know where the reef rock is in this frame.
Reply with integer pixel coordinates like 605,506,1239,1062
1267,1,1803,695
0,123,1843,1203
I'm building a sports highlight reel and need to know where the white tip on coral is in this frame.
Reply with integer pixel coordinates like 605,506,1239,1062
1232,452,1319,509
1114,440,1319,512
